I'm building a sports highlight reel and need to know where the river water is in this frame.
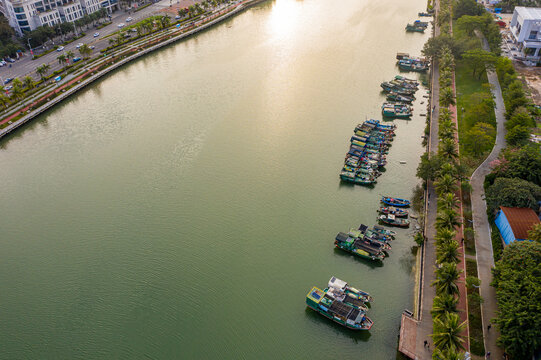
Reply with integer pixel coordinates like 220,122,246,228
0,1,430,358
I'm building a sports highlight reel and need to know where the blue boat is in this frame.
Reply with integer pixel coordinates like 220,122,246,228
381,196,411,207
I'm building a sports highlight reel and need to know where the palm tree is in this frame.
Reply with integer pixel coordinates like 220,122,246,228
436,228,456,246
435,174,457,196
436,208,462,230
65,51,75,64
0,94,10,109
432,348,463,360
439,138,458,161
432,262,462,296
136,24,143,37
159,15,171,29
438,163,456,179
430,294,458,320
437,192,458,212
10,84,24,102
438,119,455,139
431,312,466,352
23,76,34,90
12,78,22,89
437,240,460,264
439,108,451,122
78,44,92,58
36,64,49,80
440,86,456,107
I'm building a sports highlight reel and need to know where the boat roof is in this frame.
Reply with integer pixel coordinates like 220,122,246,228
307,287,324,304
329,276,348,290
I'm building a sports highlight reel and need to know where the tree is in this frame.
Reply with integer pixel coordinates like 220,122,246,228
10,83,24,102
436,208,462,230
456,14,489,35
23,76,34,90
463,122,495,156
417,153,443,181
0,94,9,109
432,348,463,360
491,241,541,359
433,262,462,296
462,49,497,79
486,177,541,215
431,312,466,351
504,145,541,185
453,0,484,19
436,228,457,247
439,138,458,161
505,107,535,130
527,223,541,242
504,80,529,116
57,53,67,67
65,50,75,63
506,125,530,147
78,44,92,58
437,240,460,264
435,174,458,196
422,35,461,59
158,15,171,29
431,294,458,320
36,64,50,80
438,192,458,212
439,87,455,107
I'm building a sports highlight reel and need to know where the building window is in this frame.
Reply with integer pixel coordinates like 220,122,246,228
529,30,538,40
13,6,24,12
18,20,29,25
16,14,27,19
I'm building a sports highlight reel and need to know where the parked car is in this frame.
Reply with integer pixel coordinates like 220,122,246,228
94,32,100,37
6,57,15,63
0,60,6,66
175,15,181,19
118,23,125,28
5,85,13,90
76,43,83,49
126,17,133,22
72,57,81,63
4,78,13,84
56,46,64,51
89,45,95,49
0,62,4,67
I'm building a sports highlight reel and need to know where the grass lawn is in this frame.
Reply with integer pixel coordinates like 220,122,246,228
465,258,485,356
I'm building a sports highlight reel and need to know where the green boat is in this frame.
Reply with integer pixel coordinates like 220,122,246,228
382,102,412,118
406,23,425,32
334,232,386,261
306,277,374,330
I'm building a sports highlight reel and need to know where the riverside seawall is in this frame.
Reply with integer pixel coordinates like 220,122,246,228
0,0,269,140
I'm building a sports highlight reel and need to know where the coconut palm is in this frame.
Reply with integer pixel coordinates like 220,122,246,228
440,87,455,107
439,108,451,122
159,15,170,29
136,24,143,37
36,64,50,80
437,192,458,212
432,262,462,296
78,44,92,58
65,51,75,63
23,76,34,90
439,138,458,161
431,312,466,351
435,174,457,196
436,228,456,246
438,119,455,139
432,347,463,360
12,78,22,89
437,240,460,264
438,163,456,179
0,94,10,109
10,84,24,102
436,208,462,230
430,293,458,320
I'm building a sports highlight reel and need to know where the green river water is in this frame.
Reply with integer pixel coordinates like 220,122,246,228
0,0,430,358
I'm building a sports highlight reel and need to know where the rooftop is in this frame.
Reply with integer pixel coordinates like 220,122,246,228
515,6,541,20
500,206,540,240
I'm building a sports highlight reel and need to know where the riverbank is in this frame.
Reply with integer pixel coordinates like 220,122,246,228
0,0,268,140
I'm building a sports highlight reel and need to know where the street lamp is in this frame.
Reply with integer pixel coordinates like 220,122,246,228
27,37,34,59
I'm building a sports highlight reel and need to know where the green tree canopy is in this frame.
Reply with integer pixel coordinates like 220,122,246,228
462,49,497,79
505,107,535,130
463,122,495,156
417,153,443,181
505,125,530,147
491,241,541,359
493,145,541,186
453,0,484,19
527,223,541,242
486,177,541,215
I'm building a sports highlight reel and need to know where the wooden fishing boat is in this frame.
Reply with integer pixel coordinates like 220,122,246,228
387,92,415,103
382,102,412,118
406,23,425,32
378,206,409,218
381,196,411,207
398,59,429,72
306,278,373,330
378,214,410,228
372,224,397,238
335,232,385,261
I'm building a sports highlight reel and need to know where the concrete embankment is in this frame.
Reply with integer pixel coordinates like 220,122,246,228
0,0,268,140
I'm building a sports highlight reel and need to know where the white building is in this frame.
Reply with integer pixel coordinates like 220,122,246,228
0,0,105,35
510,6,541,60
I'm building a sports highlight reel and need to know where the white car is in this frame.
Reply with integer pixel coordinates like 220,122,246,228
89,45,95,50
118,23,125,28
126,17,133,22
94,32,100,37
76,43,83,49
56,46,64,51
175,15,181,20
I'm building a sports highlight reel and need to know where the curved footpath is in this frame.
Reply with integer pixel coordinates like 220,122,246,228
469,31,507,360
0,0,267,140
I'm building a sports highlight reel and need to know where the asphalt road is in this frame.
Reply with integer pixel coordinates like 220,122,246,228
0,1,192,84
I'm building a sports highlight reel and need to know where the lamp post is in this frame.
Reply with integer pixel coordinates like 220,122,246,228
27,37,34,59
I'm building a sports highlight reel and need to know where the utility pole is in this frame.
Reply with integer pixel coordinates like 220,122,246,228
27,37,34,59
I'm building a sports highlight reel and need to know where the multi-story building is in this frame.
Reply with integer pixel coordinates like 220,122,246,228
0,0,108,35
509,6,541,61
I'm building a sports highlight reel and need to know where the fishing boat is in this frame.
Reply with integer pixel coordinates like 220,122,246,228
418,12,431,16
380,82,416,95
386,92,415,103
379,206,409,218
306,278,373,330
378,214,410,228
347,228,391,251
396,52,410,60
398,59,429,72
381,196,411,207
372,225,397,238
394,75,419,86
335,232,386,261
382,102,412,118
406,23,425,32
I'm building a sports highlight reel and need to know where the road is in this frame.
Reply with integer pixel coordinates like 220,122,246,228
469,30,507,360
0,0,200,84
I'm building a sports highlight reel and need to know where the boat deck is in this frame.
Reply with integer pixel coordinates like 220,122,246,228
329,300,352,318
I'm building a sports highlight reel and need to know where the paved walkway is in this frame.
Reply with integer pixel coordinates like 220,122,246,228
414,1,441,357
469,31,507,360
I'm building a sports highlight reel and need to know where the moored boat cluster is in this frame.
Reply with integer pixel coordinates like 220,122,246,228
381,75,423,118
339,119,395,186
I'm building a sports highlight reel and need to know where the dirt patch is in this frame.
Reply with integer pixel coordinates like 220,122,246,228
514,62,541,105
159,0,196,14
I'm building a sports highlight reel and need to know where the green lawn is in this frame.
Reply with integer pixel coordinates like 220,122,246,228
465,258,485,356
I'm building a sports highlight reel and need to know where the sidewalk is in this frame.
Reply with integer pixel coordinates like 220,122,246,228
469,31,507,360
